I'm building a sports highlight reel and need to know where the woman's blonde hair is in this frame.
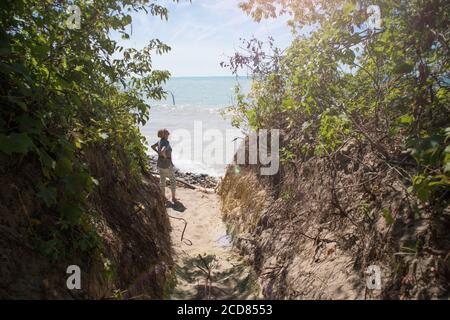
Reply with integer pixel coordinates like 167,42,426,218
157,128,170,138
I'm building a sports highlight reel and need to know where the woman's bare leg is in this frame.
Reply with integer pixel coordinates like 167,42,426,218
169,166,178,202
159,168,168,201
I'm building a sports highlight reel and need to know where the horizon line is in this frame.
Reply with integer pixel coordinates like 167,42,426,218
168,75,251,78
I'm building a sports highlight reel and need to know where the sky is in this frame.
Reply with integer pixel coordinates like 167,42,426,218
114,0,293,77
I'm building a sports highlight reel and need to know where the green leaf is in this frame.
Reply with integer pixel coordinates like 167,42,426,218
444,160,450,175
8,96,27,111
0,132,34,155
38,149,56,170
0,62,33,82
428,175,450,187
393,62,414,74
408,135,444,167
55,157,73,177
382,208,394,225
412,175,432,202
343,49,355,64
398,114,414,125
63,173,92,196
343,2,356,15
17,114,43,134
37,185,57,207
60,203,83,225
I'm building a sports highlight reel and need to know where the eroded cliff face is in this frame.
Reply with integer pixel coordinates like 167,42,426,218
218,139,450,300
0,146,172,299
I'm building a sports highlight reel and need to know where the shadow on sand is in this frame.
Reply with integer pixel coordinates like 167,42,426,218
171,254,260,300
166,200,187,212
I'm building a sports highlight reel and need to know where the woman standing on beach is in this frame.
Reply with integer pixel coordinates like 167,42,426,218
151,129,178,202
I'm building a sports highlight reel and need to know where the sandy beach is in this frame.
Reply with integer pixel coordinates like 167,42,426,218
166,186,261,300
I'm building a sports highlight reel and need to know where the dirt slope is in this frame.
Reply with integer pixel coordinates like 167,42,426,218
218,140,450,300
0,147,172,299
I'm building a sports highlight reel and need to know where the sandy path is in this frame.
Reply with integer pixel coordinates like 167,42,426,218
167,187,260,300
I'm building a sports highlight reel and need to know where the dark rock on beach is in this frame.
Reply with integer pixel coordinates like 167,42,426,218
148,156,218,189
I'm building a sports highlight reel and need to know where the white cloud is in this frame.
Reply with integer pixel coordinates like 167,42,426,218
113,0,292,76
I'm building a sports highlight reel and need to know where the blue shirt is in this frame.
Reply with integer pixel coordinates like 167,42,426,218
158,138,171,152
